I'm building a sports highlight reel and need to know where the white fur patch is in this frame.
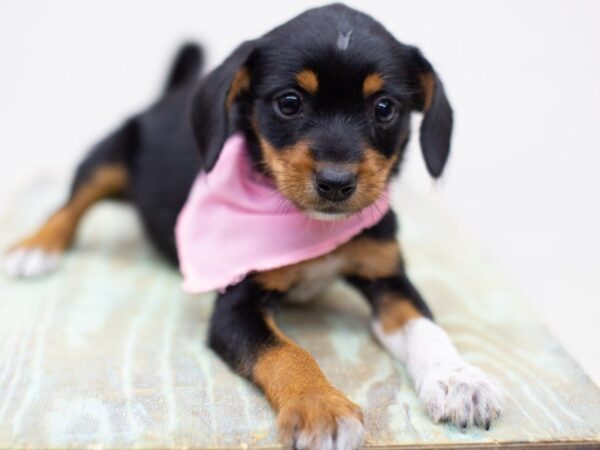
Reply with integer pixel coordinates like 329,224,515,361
294,415,365,450
286,256,344,303
373,318,503,428
306,210,351,221
3,247,62,278
337,30,353,50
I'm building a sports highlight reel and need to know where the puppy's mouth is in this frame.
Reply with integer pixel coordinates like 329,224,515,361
294,185,386,221
305,204,354,221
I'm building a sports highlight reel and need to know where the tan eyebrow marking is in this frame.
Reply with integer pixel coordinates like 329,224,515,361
363,73,385,97
295,69,319,95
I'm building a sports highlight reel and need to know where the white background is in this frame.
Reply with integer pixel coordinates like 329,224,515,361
1,0,599,385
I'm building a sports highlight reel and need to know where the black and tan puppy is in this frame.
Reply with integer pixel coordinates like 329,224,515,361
5,4,502,449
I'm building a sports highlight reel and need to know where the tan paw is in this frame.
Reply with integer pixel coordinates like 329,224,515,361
277,388,365,450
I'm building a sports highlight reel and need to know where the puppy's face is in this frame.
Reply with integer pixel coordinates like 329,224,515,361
193,4,453,218
250,45,411,218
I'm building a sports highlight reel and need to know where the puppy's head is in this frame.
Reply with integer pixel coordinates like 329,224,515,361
192,4,453,219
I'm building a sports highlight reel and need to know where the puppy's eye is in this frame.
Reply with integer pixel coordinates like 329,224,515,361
274,92,302,117
374,98,397,123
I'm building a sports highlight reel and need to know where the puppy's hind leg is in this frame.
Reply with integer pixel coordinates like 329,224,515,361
4,120,136,278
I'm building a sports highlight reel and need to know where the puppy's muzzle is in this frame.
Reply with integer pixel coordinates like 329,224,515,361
314,168,356,202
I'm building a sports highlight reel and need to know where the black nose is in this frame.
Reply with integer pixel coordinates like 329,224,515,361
314,169,357,202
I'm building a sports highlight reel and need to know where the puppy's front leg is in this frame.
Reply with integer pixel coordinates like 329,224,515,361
348,271,503,429
209,279,365,450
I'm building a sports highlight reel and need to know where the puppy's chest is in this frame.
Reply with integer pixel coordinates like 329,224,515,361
254,236,401,301
286,255,346,303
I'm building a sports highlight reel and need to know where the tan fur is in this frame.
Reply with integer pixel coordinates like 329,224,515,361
420,72,435,111
379,295,423,333
295,69,319,95
11,165,128,253
363,73,384,96
258,134,316,209
255,236,401,292
345,146,400,210
227,67,250,109
254,315,362,442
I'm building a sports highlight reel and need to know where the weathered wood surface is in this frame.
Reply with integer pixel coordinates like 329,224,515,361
1,178,599,449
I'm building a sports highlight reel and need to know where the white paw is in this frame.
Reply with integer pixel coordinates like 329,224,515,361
3,247,62,278
418,363,503,429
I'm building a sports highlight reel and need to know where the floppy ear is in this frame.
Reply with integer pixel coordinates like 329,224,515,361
408,48,454,178
191,40,258,171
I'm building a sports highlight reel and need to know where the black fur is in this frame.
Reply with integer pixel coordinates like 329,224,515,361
360,209,398,241
419,74,453,178
71,118,138,199
163,43,203,94
191,40,257,171
346,209,434,320
405,46,454,178
346,272,434,321
208,279,283,377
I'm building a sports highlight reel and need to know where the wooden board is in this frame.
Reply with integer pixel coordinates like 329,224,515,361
1,178,599,449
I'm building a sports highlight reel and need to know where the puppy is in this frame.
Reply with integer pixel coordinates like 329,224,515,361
4,4,502,449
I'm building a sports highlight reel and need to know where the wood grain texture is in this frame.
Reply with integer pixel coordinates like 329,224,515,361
0,177,599,449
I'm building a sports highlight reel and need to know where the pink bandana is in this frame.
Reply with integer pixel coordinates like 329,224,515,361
175,133,390,293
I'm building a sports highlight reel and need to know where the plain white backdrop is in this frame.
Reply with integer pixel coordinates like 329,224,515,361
1,0,599,384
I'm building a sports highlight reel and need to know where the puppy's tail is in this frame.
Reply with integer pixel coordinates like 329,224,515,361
163,42,204,94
